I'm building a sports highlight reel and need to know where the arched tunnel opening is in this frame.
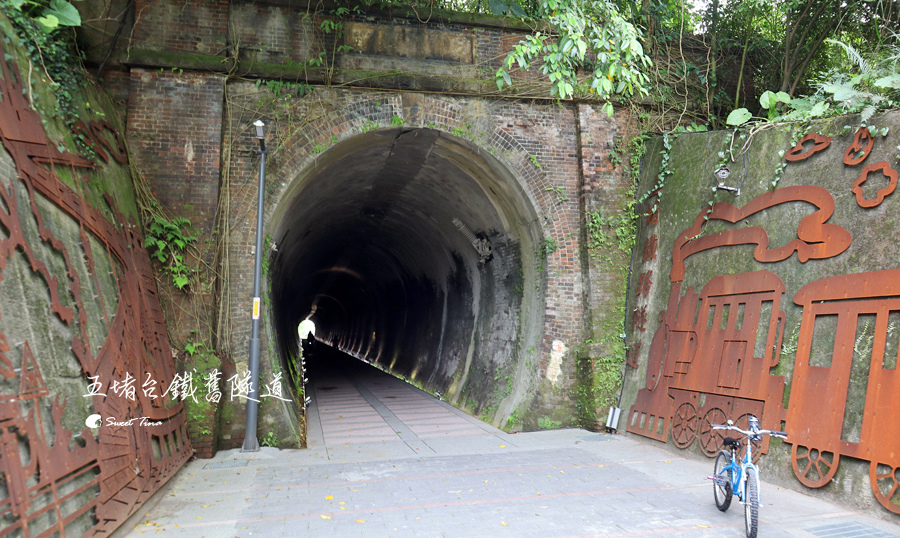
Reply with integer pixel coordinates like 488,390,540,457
268,127,545,426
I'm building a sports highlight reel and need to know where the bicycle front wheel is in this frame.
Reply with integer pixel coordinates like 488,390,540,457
744,469,759,538
713,450,733,512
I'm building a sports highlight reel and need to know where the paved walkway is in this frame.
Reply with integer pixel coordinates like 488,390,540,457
115,351,900,537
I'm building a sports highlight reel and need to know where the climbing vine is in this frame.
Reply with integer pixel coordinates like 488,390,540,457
2,0,92,154
144,215,198,290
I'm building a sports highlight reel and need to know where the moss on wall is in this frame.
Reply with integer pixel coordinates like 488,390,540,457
623,111,900,517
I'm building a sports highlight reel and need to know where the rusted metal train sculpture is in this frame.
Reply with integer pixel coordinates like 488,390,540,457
628,182,900,514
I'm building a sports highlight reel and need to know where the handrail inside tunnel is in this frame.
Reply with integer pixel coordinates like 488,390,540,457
267,127,545,423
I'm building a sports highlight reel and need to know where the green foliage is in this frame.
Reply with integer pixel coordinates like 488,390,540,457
540,236,558,259
183,370,214,436
144,215,197,290
506,407,523,428
255,78,314,99
495,0,652,111
260,431,279,447
489,0,527,17
390,114,404,126
305,5,360,84
724,36,900,130
537,416,562,429
184,335,222,371
4,0,91,154
545,185,566,203
586,210,634,257
11,0,79,33
638,131,673,208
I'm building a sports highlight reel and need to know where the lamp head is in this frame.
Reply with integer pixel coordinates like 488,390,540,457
254,120,265,139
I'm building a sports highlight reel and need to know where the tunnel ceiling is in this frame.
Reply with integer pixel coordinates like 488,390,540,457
270,127,536,367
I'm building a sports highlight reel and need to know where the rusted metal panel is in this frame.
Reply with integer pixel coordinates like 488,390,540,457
629,185,850,449
785,133,831,162
788,270,900,514
851,161,898,209
629,269,788,459
0,41,191,536
628,185,852,457
843,127,874,166
630,128,900,516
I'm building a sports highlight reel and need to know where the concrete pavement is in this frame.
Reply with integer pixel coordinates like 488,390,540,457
114,351,900,537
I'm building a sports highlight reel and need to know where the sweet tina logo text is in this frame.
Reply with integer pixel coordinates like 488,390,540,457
83,414,163,428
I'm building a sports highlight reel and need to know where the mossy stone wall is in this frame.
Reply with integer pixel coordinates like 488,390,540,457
623,111,900,519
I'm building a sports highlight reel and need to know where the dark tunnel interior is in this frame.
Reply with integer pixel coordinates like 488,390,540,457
268,127,545,412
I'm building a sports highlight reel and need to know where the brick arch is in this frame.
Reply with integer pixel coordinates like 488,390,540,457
254,89,561,427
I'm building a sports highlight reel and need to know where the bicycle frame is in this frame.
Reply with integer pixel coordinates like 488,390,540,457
720,441,760,504
709,417,786,538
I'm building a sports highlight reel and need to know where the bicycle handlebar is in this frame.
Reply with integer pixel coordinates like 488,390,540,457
712,423,788,440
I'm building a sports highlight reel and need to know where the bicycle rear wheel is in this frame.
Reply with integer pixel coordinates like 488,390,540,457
744,469,759,538
713,450,733,511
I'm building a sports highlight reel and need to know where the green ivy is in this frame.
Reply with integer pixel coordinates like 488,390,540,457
260,431,279,447
3,0,91,154
144,215,198,290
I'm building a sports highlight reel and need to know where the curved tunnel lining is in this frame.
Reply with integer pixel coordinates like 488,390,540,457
267,127,546,421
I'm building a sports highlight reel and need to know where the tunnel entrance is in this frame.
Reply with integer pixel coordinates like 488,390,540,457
268,127,545,426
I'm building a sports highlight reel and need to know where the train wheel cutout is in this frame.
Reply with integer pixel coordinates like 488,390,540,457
735,413,762,464
791,444,839,488
671,402,698,449
870,461,900,515
699,408,727,457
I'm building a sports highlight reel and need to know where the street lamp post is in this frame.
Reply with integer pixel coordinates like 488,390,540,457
242,120,267,452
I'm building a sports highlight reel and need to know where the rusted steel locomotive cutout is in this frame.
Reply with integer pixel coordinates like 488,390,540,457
0,41,191,537
627,186,852,459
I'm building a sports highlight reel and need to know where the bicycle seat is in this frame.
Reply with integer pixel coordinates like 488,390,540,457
723,437,741,450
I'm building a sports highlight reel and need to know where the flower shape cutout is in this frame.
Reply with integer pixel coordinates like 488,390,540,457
785,133,831,162
852,161,898,208
843,127,874,166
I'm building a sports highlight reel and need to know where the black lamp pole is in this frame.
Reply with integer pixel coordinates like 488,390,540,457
242,119,266,452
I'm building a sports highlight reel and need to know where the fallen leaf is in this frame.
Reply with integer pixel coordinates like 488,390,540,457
325,495,334,500
697,524,709,528
320,515,332,520
339,501,345,505
356,520,366,523
501,521,509,526
499,445,506,448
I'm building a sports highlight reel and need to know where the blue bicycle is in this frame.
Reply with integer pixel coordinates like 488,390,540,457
709,416,787,538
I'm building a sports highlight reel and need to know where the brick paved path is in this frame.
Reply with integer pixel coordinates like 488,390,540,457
114,350,899,537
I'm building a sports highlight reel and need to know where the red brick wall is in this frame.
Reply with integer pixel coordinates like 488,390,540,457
121,4,634,433
133,0,229,55
126,68,224,236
